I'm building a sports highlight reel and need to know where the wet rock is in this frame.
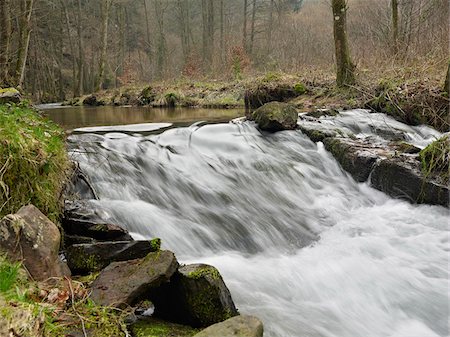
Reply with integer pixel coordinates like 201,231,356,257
66,239,161,275
90,250,178,307
306,108,339,118
194,315,264,337
62,218,132,242
371,157,449,207
323,138,379,182
251,102,298,132
151,264,239,328
62,200,132,243
0,88,21,104
0,205,70,281
129,317,199,337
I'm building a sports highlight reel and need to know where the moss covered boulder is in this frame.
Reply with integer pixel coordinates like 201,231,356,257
66,239,161,275
90,250,178,307
194,315,264,337
251,102,298,132
150,264,239,328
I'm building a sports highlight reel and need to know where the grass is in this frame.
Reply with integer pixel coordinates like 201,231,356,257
0,102,71,221
419,135,450,183
0,256,131,337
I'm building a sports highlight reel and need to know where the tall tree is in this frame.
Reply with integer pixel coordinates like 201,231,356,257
97,0,112,91
202,0,214,70
154,0,167,79
177,0,191,63
391,0,399,54
249,0,257,55
15,0,35,88
444,60,450,95
243,0,248,50
76,0,84,96
0,0,11,85
331,0,355,87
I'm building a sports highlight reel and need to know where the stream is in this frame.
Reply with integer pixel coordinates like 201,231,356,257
45,106,449,337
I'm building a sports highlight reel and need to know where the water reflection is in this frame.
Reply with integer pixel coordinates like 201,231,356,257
41,105,243,130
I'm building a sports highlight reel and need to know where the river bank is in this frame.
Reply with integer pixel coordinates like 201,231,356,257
66,69,449,132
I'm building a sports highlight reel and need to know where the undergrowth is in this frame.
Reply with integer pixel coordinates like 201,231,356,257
0,102,71,221
419,135,450,183
0,256,130,337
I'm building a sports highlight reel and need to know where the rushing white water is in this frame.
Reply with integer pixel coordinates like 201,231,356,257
67,110,449,337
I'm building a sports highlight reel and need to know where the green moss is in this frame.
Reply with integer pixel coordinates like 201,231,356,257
294,83,307,95
150,238,162,251
419,135,449,182
187,266,221,281
130,318,199,337
261,72,283,83
0,102,71,221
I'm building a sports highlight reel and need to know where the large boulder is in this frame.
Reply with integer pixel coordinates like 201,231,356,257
151,264,239,328
194,315,264,337
66,239,161,275
90,250,178,307
0,205,70,281
370,157,449,206
323,138,379,182
0,88,21,104
251,102,298,132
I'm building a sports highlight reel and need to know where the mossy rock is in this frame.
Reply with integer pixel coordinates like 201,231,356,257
129,318,199,337
149,264,239,328
0,88,21,104
251,102,298,132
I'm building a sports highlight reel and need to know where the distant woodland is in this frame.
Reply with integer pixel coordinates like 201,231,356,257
0,0,448,101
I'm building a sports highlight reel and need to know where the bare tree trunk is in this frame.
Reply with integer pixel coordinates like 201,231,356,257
177,0,190,63
0,0,11,85
143,0,152,66
220,0,224,62
444,60,450,95
331,0,355,87
62,1,77,97
76,0,84,96
266,0,274,54
243,0,248,50
15,0,35,88
391,0,399,54
97,0,112,91
249,0,257,55
154,0,167,79
202,0,214,71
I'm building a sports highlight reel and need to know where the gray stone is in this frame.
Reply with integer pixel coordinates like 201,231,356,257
194,315,264,337
90,250,178,307
0,205,70,281
150,264,239,328
66,239,161,275
251,102,298,132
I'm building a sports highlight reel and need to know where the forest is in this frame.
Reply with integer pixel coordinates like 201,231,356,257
0,0,448,102
0,1,450,337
